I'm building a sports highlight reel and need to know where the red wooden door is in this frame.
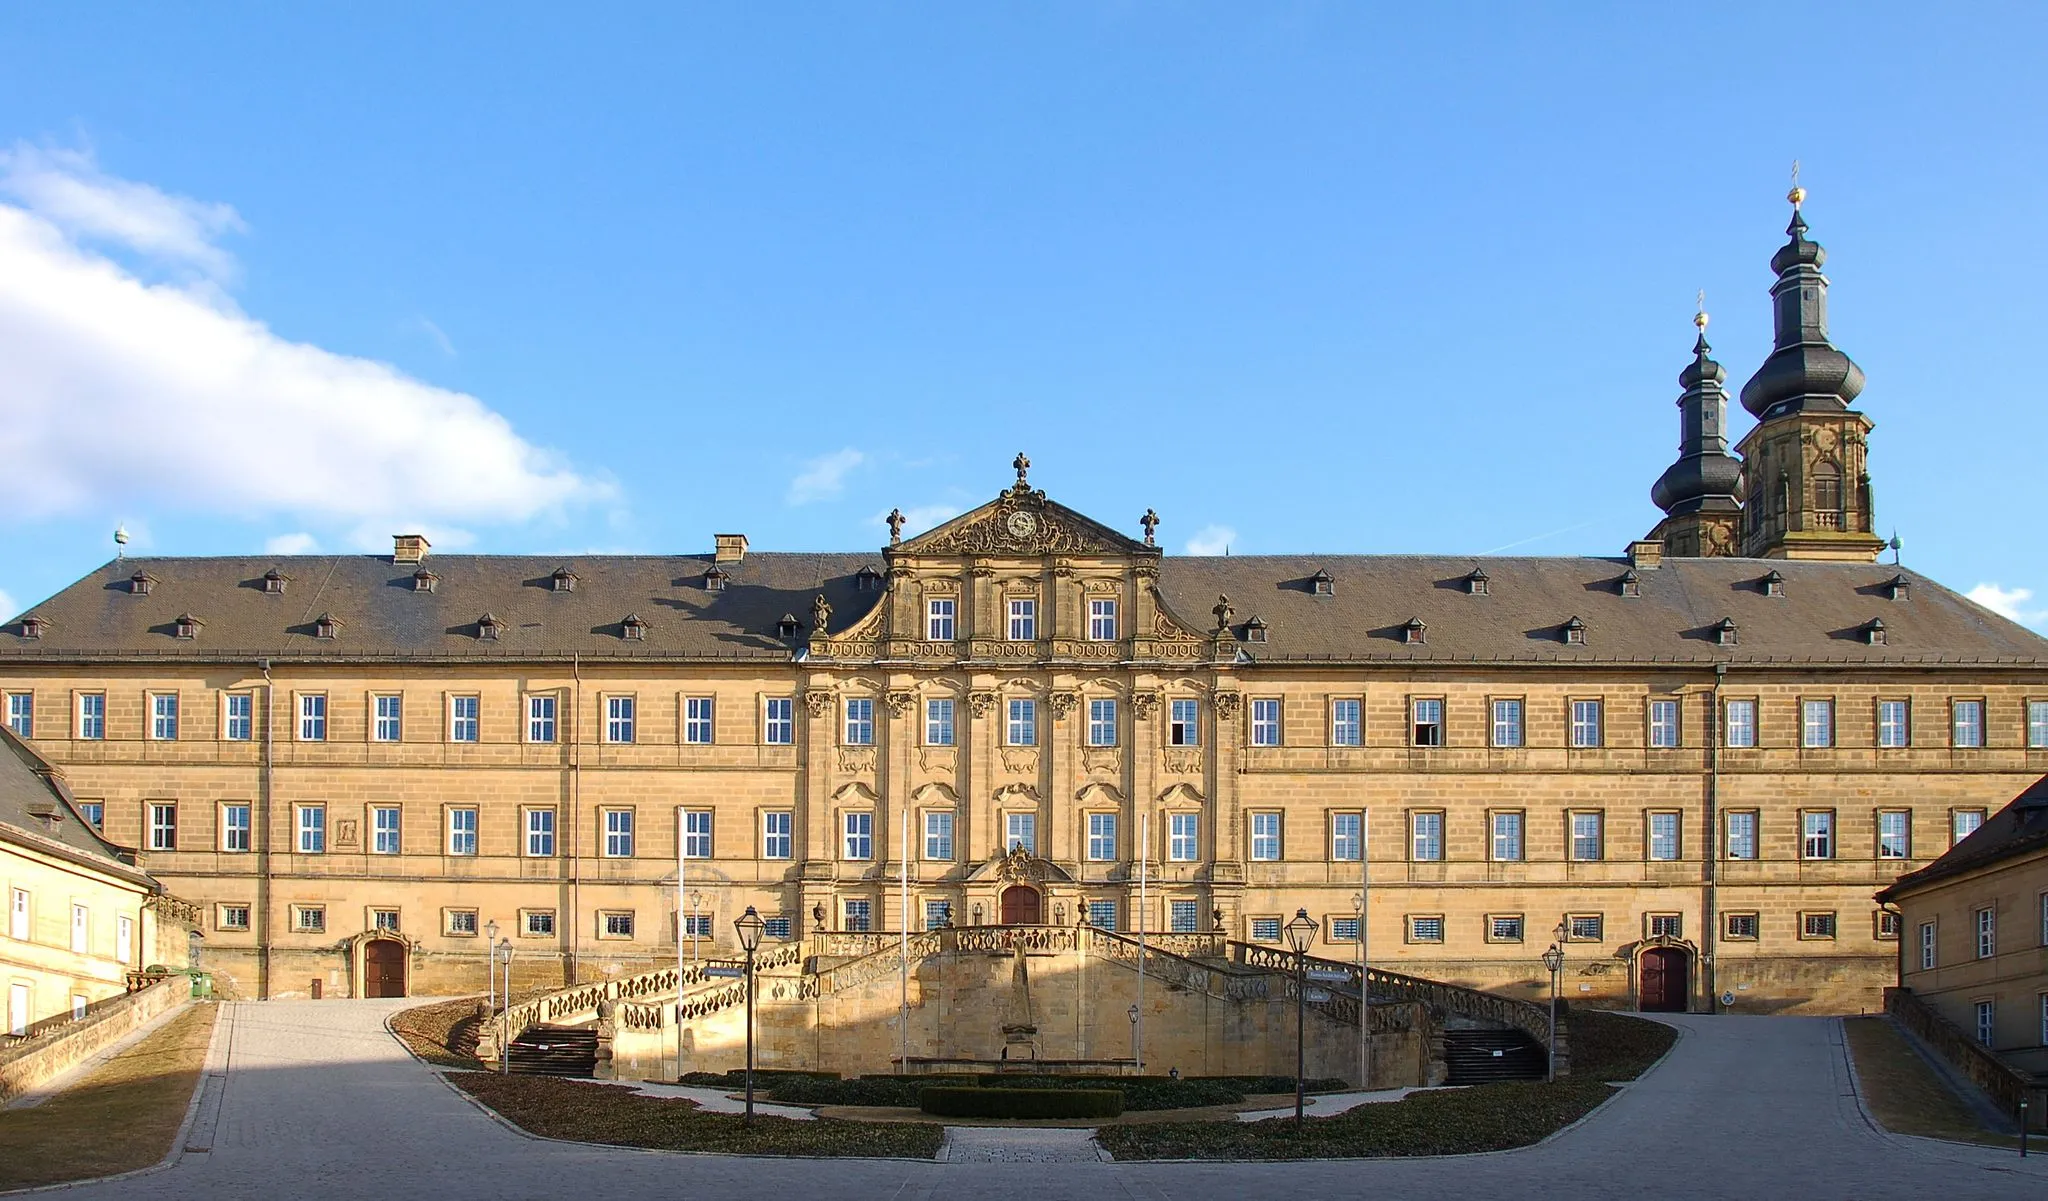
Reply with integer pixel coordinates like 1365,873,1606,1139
1000,886,1042,925
1640,948,1687,1012
364,940,407,998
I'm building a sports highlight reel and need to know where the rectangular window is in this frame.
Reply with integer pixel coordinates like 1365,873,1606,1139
681,913,713,939
1952,699,1985,748
924,810,955,860
525,809,556,857
1801,699,1834,748
843,811,873,860
1087,900,1118,931
1250,812,1282,861
1491,698,1524,748
447,808,478,856
1087,812,1117,861
763,915,792,940
844,698,874,746
1570,699,1603,748
222,804,251,853
684,697,714,744
1331,698,1362,747
1976,1000,1995,1047
223,692,251,741
1953,808,1986,846
2042,894,2048,947
1330,916,1360,942
926,699,956,746
1724,698,1757,748
1490,915,1525,942
1169,812,1199,862
447,910,479,936
605,696,636,744
1725,913,1759,940
78,801,103,830
1570,811,1603,861
1801,811,1834,860
1491,811,1524,862
2031,700,2048,748
1976,907,1996,959
1725,811,1758,860
8,889,25,940
1169,900,1200,933
681,810,712,859
293,905,325,934
1331,811,1362,862
5,692,31,738
1877,699,1909,748
1007,598,1037,641
77,693,106,741
298,694,326,741
150,693,179,741
1411,698,1444,747
603,810,635,858
1802,912,1837,939
1250,698,1282,747
1919,921,1937,970
1168,699,1200,747
762,697,793,745
1250,917,1282,942
1647,811,1681,861
1410,811,1444,862
1087,698,1117,747
1568,914,1604,941
1877,910,1901,940
296,805,325,853
148,803,177,851
926,598,956,641
527,694,557,743
219,904,251,931
1648,700,1680,748
602,912,635,939
1087,598,1118,641
1004,811,1037,855
843,899,871,932
1648,914,1683,939
1006,698,1036,746
372,909,400,934
449,695,480,742
372,806,401,855
373,695,403,742
70,904,87,953
762,811,792,859
523,910,555,937
1408,915,1445,943
1878,811,1911,860
924,901,952,931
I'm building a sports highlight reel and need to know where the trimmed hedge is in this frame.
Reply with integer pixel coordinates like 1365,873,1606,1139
763,1071,1351,1111
919,1086,1125,1120
679,1069,838,1087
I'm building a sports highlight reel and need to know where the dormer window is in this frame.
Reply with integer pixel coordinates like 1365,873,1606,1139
621,614,648,641
1617,569,1641,598
1402,617,1427,645
262,569,289,595
1713,618,1738,647
17,615,45,640
313,614,340,640
1310,569,1334,597
550,567,578,593
412,568,439,593
1886,574,1910,602
172,613,202,640
476,613,503,641
856,566,884,592
129,571,157,596
1464,568,1490,596
777,613,803,639
1243,615,1268,644
705,567,730,592
1562,616,1587,646
1864,618,1887,646
1760,570,1785,598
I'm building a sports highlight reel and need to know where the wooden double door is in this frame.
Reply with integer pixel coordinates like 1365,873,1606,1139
1000,886,1042,925
363,939,407,998
1639,947,1689,1012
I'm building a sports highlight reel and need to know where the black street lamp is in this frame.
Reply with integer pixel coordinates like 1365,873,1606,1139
734,905,765,1121
1283,907,1320,1126
1541,939,1565,1083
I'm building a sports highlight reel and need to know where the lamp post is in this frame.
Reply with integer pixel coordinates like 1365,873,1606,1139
498,937,514,1076
484,920,500,1014
734,905,765,1122
687,891,705,967
1127,1003,1139,1066
1541,938,1565,1084
972,903,984,927
1352,891,1368,1090
1283,907,1320,1126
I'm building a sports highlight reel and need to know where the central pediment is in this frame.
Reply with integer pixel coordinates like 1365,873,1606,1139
896,475,1153,559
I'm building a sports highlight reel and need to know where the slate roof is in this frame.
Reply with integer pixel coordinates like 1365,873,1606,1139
0,724,154,887
2,552,2044,667
1876,775,2048,902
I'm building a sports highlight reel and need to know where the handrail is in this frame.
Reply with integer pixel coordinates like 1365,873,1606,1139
1885,986,2038,1119
1229,940,1554,1048
500,942,806,1040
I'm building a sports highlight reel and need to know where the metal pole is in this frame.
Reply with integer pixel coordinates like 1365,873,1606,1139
1295,946,1307,1126
677,810,687,1081
1547,960,1559,1084
501,940,513,1076
899,813,910,1071
1136,811,1147,1073
744,944,756,1121
1359,808,1370,1090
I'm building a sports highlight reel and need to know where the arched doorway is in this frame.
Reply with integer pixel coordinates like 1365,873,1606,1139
363,938,407,998
1639,946,1689,1012
1000,885,1042,925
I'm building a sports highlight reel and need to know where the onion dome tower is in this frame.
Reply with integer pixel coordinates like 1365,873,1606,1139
1648,303,1745,557
1734,177,1885,561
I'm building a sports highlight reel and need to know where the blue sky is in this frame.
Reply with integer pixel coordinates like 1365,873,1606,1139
2,4,2044,628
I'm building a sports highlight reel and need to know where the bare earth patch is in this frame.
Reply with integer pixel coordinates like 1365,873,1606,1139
0,1002,217,1189
389,996,485,1069
1843,1016,2020,1149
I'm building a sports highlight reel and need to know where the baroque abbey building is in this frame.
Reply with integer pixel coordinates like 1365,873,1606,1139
4,192,2046,1015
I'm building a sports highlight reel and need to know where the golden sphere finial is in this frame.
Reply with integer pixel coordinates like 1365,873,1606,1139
1788,184,1807,208
1695,290,1709,331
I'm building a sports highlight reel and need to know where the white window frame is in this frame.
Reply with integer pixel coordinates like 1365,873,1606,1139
296,805,326,854
1801,698,1834,748
223,691,252,742
1331,811,1362,862
1331,698,1362,747
1087,812,1117,862
1087,698,1117,748
1976,1000,1995,1047
8,888,27,940
843,899,872,933
1725,810,1758,860
1409,811,1444,862
1250,811,1282,861
1569,699,1602,748
1168,699,1200,747
842,811,873,860
1878,810,1911,860
148,803,177,851
1490,698,1524,748
1952,699,1985,748
681,810,712,859
527,694,558,743
1648,700,1680,748
1004,811,1037,855
373,694,403,743
1087,598,1118,641
1976,906,1996,959
844,698,874,746
222,803,251,853
5,692,32,739
1919,920,1936,970
1006,698,1036,747
761,811,792,859
1408,915,1445,943
447,695,479,743
1953,808,1986,846
605,695,636,744
1007,597,1036,641
923,810,954,861
2030,699,2048,748
1647,811,1680,861
1491,811,1524,862
1801,810,1835,860
926,598,956,641
149,692,179,741
70,904,87,954
1876,699,1909,748
77,692,106,741
762,697,793,746
1723,698,1757,748
925,698,955,747
297,693,326,742
603,809,635,858
1168,812,1199,862
525,808,557,857
447,808,478,856
1570,811,1603,862
1250,698,1282,747
684,696,715,745
1411,697,1444,748
371,805,401,855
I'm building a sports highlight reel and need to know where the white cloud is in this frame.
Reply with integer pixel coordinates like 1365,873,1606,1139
0,589,16,623
264,532,320,555
1184,524,1236,556
415,316,456,357
787,448,865,505
884,503,962,537
0,145,610,546
1967,583,2048,626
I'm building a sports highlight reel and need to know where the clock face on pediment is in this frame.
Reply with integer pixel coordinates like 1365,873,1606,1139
896,486,1152,558
1005,510,1039,539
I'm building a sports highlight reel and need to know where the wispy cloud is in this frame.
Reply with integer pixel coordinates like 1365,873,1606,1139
1480,521,1597,556
1184,524,1236,556
415,316,456,357
788,448,866,505
1967,583,2048,627
264,532,319,555
0,143,612,549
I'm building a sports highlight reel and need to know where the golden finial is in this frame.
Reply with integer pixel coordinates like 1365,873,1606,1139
1787,159,1806,208
1695,289,1709,332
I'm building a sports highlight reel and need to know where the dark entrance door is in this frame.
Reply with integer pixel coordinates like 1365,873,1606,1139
1639,947,1687,1012
1000,885,1042,925
364,939,407,998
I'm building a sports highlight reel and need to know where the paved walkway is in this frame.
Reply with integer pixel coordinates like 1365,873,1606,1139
35,1001,2048,1200
1234,1084,1432,1121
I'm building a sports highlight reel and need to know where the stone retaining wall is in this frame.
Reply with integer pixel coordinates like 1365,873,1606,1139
0,977,193,1104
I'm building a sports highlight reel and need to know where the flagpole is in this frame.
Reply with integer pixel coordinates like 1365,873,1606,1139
900,810,910,1071
1136,810,1147,1073
1359,806,1370,1090
676,807,687,1081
